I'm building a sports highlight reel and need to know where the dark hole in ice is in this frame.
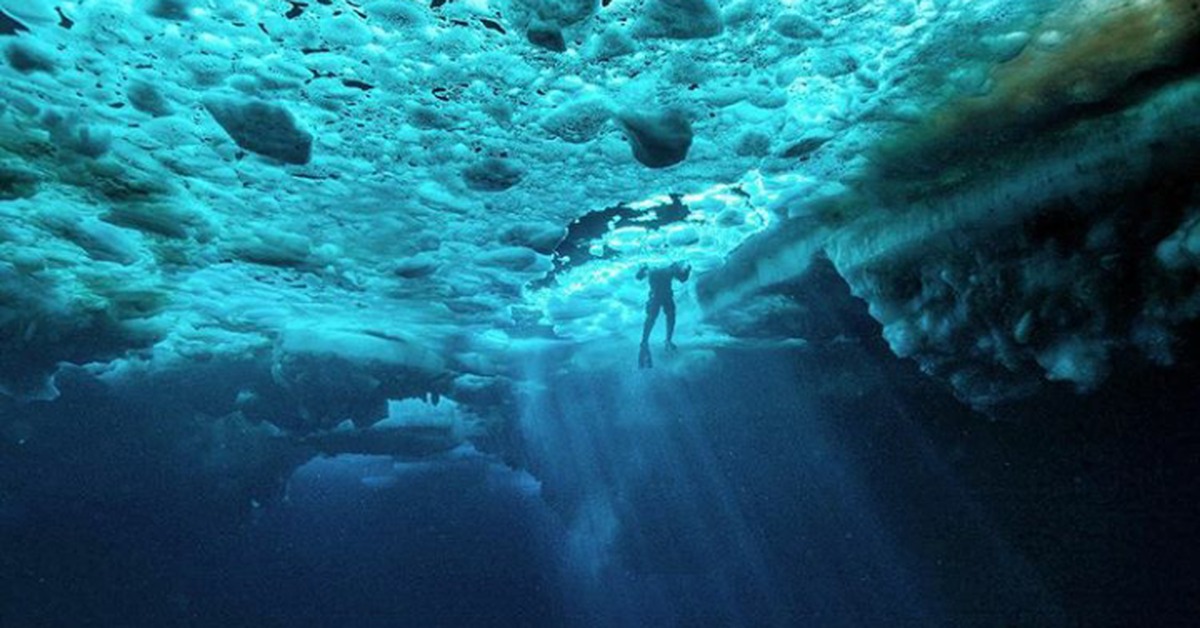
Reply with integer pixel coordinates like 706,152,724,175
531,194,691,288
56,8,74,30
285,2,308,19
480,18,506,34
0,10,29,35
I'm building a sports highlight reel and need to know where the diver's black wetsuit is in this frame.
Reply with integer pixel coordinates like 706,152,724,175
637,262,691,368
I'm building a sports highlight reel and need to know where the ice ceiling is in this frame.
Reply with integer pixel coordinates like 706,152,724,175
1,0,1198,430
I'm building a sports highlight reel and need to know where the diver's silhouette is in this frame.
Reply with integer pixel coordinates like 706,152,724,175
637,261,691,368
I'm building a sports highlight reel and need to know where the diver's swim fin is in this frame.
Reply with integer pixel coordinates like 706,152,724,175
639,343,652,369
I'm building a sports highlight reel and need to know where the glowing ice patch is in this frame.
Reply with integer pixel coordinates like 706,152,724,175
628,194,675,210
607,226,647,253
382,398,461,428
198,33,229,47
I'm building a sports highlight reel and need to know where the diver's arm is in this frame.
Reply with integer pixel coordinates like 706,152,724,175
636,264,648,280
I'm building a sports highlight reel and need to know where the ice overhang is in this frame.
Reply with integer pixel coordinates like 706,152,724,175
0,0,1197,416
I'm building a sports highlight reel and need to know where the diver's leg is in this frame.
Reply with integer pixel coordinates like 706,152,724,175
664,299,677,351
641,300,661,346
640,300,660,368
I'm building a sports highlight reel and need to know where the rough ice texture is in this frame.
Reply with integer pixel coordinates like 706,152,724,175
0,0,1197,420
204,97,313,165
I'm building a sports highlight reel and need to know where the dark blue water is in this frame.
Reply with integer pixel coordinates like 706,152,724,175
2,341,1199,627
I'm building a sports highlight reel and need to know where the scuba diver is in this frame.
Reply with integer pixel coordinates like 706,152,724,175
637,261,692,368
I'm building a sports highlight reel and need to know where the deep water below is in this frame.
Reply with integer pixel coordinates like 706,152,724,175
2,337,1199,627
